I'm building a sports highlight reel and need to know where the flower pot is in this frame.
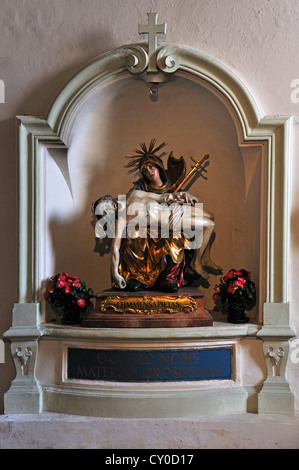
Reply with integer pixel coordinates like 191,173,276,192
55,306,82,325
227,305,249,324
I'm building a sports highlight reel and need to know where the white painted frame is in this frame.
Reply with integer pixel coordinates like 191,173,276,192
16,44,291,311
4,43,296,416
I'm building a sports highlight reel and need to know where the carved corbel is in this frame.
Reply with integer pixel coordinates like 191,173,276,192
9,339,38,380
266,346,284,377
124,45,149,75
15,346,33,376
156,46,180,74
124,45,180,78
258,339,294,415
261,340,290,382
124,44,180,101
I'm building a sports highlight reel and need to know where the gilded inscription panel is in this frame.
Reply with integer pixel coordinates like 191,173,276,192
99,295,197,315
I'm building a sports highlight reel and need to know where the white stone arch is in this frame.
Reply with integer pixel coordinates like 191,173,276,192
5,43,295,416
18,43,291,311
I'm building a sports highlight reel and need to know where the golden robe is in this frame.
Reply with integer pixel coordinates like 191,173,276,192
119,230,186,288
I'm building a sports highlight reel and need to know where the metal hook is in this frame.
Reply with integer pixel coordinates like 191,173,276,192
149,83,159,101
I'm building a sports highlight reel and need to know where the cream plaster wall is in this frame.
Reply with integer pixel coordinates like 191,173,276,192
0,0,299,414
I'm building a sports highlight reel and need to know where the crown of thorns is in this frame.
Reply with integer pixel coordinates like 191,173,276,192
124,139,167,173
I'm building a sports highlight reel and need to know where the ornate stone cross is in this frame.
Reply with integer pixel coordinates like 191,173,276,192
138,12,166,72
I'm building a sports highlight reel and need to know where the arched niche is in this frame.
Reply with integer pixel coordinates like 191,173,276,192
6,43,295,417
42,73,262,320
17,44,291,323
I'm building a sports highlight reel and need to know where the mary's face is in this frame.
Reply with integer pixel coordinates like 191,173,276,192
143,163,162,186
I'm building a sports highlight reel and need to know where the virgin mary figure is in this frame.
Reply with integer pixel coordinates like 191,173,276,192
94,140,221,292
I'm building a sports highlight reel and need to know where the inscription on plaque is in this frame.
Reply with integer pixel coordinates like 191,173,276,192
67,347,232,382
99,295,197,314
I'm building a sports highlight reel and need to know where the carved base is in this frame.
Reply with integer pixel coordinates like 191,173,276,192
4,383,42,414
258,382,295,416
81,287,212,328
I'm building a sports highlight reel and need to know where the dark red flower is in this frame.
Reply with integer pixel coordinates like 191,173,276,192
226,269,236,278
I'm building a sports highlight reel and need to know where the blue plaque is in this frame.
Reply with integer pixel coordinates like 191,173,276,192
68,347,232,382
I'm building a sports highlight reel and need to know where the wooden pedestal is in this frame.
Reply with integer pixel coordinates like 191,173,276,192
81,287,213,328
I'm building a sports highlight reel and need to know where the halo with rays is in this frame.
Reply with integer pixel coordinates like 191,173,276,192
124,139,168,173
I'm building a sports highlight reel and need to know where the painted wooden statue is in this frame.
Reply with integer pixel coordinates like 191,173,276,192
93,140,222,292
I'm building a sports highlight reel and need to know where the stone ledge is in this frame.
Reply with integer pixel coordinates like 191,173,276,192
39,321,260,341
0,412,299,449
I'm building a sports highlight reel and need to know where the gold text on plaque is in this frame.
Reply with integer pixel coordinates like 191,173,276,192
99,295,197,315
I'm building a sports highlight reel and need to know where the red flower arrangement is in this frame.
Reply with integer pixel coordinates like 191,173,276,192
213,268,256,312
44,272,94,322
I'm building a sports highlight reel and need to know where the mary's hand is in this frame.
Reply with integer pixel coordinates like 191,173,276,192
163,191,199,205
181,191,199,205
